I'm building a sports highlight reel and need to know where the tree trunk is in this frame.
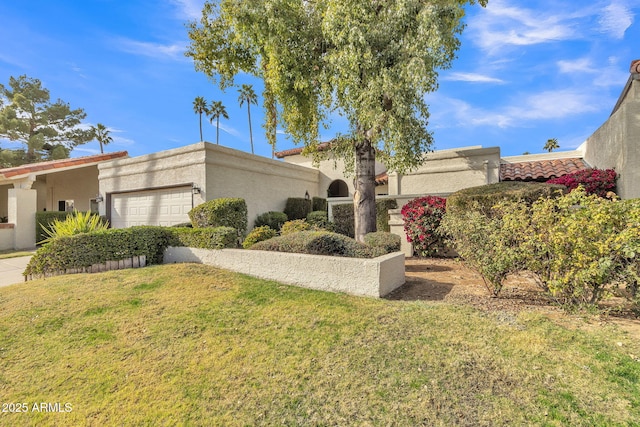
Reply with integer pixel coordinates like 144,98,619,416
247,104,254,154
199,114,203,142
353,139,377,242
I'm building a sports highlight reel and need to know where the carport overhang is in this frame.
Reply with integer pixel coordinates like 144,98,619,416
0,152,128,249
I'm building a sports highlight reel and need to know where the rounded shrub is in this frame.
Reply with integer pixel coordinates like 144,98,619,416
280,219,312,235
364,232,401,253
446,182,565,217
242,226,277,249
250,230,382,258
401,196,447,257
188,198,247,236
284,197,312,220
254,211,288,231
306,210,330,229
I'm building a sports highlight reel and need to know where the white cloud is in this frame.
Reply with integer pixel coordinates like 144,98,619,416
114,38,186,60
469,0,577,54
442,72,505,83
557,57,595,74
507,89,601,121
169,0,204,21
598,1,634,39
216,123,244,139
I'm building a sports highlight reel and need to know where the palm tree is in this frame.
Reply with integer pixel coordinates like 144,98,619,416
91,123,113,154
193,96,208,141
544,138,559,152
237,84,258,154
208,101,229,145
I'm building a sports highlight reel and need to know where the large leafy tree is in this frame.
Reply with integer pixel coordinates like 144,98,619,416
237,84,258,154
0,75,93,165
187,0,487,241
208,100,229,145
193,96,208,141
91,123,113,154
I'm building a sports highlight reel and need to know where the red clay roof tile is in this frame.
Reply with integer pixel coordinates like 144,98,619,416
500,158,588,182
0,151,128,179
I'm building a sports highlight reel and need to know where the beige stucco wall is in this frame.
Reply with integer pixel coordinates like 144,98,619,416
43,167,100,212
388,146,500,196
282,151,386,198
164,246,406,298
99,142,321,229
204,144,320,226
583,76,640,199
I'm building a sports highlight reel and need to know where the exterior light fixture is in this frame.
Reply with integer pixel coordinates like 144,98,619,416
304,190,310,200
95,195,104,203
192,184,201,195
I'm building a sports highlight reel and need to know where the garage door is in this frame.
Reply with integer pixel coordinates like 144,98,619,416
110,187,192,228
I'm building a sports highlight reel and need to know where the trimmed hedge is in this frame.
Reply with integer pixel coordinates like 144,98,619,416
242,226,277,249
312,196,327,212
25,226,237,277
284,197,312,220
332,199,398,237
306,210,331,229
281,219,313,235
332,203,355,238
364,232,401,253
188,198,247,236
376,199,398,232
446,182,565,217
254,211,288,231
250,230,386,258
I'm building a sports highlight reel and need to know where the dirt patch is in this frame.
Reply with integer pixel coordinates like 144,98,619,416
387,257,640,339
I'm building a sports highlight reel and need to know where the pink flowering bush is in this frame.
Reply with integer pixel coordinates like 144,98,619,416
401,196,447,257
547,169,617,198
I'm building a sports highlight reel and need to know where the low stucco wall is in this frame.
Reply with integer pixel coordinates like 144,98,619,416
163,247,406,298
0,225,15,251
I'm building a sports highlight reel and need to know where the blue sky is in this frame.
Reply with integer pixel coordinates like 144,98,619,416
0,0,638,161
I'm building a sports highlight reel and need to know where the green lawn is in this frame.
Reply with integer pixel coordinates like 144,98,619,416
0,264,639,426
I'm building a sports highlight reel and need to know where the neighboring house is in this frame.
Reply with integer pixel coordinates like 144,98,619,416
0,151,128,250
2,58,637,251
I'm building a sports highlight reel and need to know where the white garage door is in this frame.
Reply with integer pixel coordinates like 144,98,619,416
110,187,192,228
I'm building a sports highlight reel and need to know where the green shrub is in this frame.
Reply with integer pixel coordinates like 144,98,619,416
242,226,277,249
332,203,354,238
284,197,312,220
364,232,401,253
172,226,238,249
171,222,193,228
332,199,398,237
280,219,313,235
312,196,327,212
188,198,247,236
440,201,529,296
254,211,288,231
250,231,384,258
306,210,331,229
25,226,237,278
376,199,398,232
447,182,565,217
39,210,109,245
36,211,74,244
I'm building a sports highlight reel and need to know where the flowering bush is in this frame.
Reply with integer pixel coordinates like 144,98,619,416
401,196,447,257
547,168,617,198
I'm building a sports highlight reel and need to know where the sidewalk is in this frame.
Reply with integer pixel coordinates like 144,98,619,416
0,256,33,288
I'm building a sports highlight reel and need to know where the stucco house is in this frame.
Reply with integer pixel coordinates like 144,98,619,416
1,58,637,251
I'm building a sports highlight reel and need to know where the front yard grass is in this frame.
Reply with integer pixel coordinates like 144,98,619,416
0,263,639,426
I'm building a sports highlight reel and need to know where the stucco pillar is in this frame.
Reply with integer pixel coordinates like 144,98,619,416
389,208,413,258
8,176,37,249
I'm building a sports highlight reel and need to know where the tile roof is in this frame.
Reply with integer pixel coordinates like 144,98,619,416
631,58,640,74
375,172,388,186
275,142,332,158
0,151,128,179
500,158,588,182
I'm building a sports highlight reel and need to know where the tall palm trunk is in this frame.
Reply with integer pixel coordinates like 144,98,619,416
199,114,203,142
216,117,220,145
353,138,377,242
247,103,254,154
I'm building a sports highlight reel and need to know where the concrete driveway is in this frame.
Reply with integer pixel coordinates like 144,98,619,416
0,256,33,288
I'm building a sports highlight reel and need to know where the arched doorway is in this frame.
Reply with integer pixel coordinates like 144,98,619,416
327,179,349,198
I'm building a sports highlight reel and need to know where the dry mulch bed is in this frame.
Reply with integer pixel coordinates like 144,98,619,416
387,257,640,339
